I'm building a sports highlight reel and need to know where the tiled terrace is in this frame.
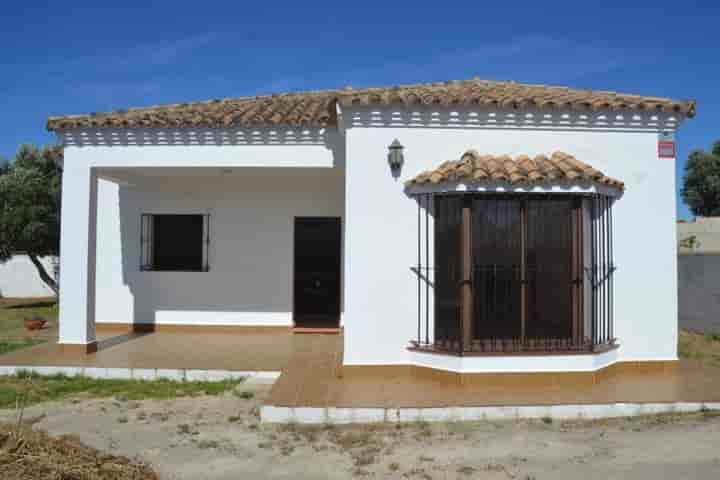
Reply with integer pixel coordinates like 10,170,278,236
268,359,720,409
0,326,340,376
2,327,720,422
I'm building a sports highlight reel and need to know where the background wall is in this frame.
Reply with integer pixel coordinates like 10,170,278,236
343,106,680,367
94,167,344,326
678,217,720,253
0,255,57,298
678,254,720,333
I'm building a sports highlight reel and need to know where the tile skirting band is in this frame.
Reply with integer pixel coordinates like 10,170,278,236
0,365,281,383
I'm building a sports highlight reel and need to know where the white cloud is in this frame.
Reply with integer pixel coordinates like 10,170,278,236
54,33,645,111
105,33,218,70
250,34,637,96
59,32,219,76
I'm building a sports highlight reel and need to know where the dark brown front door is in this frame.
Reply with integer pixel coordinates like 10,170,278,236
293,217,342,328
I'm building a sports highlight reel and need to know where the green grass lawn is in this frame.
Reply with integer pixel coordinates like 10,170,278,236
679,329,720,366
0,297,57,333
0,370,245,409
0,338,46,355
0,297,57,354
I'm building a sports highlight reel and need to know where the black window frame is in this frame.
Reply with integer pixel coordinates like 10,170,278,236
140,213,211,272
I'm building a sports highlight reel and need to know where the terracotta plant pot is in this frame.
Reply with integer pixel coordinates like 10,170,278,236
24,317,47,331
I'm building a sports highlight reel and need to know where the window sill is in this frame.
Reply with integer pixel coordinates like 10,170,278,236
140,268,209,273
408,341,619,357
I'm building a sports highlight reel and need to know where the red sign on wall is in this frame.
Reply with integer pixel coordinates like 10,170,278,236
658,140,676,158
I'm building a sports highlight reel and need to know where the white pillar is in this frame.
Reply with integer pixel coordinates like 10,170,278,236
58,161,98,354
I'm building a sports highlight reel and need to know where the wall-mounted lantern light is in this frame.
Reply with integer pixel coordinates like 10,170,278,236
387,139,404,173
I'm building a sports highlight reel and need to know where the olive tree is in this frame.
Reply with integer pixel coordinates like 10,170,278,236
682,141,720,217
0,144,63,295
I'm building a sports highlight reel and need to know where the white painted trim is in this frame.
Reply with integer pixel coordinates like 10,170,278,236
620,356,679,362
138,207,214,215
56,126,333,147
405,180,623,198
0,365,281,384
96,312,293,327
345,105,686,132
97,173,134,186
62,145,341,169
336,102,345,136
406,348,620,373
261,402,720,424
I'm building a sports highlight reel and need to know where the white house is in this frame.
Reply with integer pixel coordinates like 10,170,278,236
47,78,695,375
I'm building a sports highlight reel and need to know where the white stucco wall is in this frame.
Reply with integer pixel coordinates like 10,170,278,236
93,168,344,326
342,106,680,367
0,255,57,298
56,108,682,371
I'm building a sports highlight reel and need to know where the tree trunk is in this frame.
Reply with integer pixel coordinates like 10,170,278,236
27,253,59,296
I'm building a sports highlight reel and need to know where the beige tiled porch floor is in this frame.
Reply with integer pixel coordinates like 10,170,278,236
2,327,720,408
0,326,341,373
268,358,720,408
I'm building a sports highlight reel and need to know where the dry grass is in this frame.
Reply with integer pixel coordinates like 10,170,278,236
0,370,245,409
260,409,720,473
0,422,158,479
0,297,57,356
0,338,45,355
0,298,57,335
0,297,56,308
0,371,160,479
679,329,720,365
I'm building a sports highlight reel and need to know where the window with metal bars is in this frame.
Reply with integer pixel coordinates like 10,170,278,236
412,193,616,355
140,214,211,272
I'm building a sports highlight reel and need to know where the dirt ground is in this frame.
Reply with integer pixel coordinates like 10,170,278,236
1,382,720,480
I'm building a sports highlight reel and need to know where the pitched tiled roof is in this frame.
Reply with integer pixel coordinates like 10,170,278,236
46,78,696,131
407,150,625,191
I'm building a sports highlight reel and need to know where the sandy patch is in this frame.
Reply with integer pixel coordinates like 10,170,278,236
2,383,720,479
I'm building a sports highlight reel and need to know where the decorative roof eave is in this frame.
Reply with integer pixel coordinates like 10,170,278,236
46,77,696,132
405,151,624,198
405,180,624,198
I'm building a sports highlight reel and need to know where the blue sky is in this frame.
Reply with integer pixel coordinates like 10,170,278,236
1,1,717,218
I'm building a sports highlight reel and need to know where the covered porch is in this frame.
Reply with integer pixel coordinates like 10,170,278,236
57,126,346,352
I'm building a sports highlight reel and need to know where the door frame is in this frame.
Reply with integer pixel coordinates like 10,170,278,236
292,216,342,331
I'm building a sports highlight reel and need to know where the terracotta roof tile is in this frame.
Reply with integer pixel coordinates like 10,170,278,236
46,78,696,131
407,151,624,191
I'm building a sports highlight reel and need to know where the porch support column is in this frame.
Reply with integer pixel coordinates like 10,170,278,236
58,162,98,354
520,199,527,344
460,203,473,351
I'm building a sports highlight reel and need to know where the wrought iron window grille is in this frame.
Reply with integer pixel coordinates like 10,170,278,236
411,193,617,355
140,213,211,272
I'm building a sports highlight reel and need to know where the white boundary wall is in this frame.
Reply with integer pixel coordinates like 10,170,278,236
0,255,57,298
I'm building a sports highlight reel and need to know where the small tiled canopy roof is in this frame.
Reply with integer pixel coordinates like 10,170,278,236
407,151,624,191
46,77,696,131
